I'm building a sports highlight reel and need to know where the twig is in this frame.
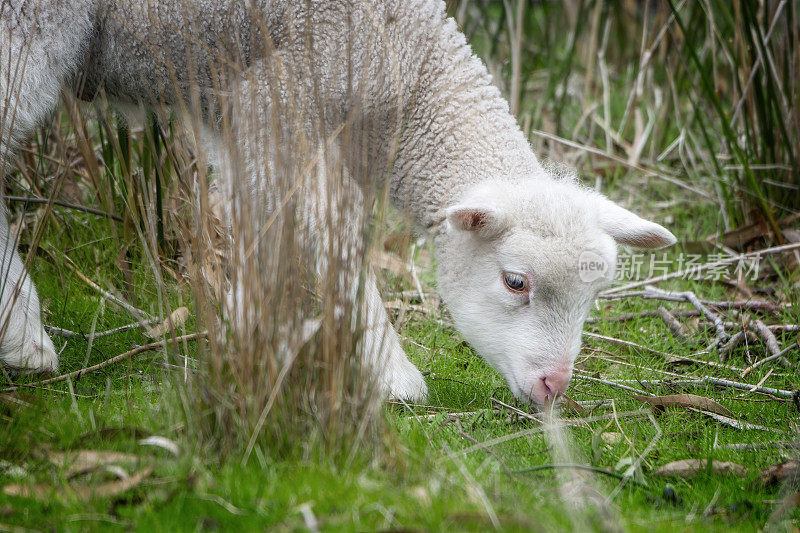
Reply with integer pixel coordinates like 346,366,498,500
585,333,745,373
448,410,650,458
602,242,800,295
769,324,800,333
60,254,151,319
600,291,785,314
2,332,206,393
513,464,649,489
453,419,516,478
4,195,122,222
656,306,690,339
753,320,782,357
697,375,794,399
644,287,728,344
490,397,543,422
748,368,774,393
45,317,163,339
583,331,672,358
719,331,759,360
586,308,702,324
740,342,798,379
573,372,650,396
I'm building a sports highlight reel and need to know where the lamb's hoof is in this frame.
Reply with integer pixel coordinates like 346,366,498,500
4,334,59,376
387,362,428,403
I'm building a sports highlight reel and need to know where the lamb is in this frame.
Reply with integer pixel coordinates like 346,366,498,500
0,0,676,404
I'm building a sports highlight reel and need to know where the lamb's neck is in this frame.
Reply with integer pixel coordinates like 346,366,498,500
388,15,541,230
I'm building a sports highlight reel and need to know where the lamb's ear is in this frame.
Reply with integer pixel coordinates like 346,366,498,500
446,204,507,239
598,200,677,249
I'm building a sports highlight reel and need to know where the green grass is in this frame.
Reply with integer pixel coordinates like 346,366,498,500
2,1,800,530
2,202,797,530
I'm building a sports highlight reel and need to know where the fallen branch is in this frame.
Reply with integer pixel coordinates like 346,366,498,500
586,308,702,324
753,320,782,357
719,330,759,360
2,332,206,393
583,331,672,358
657,306,691,339
644,287,728,345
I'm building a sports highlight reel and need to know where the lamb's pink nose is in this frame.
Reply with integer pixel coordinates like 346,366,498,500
532,368,571,404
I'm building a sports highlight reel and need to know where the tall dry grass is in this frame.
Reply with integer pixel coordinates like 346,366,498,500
173,79,388,462
158,18,394,461
2,3,393,463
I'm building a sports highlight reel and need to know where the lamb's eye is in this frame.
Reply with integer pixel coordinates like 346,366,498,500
502,272,529,293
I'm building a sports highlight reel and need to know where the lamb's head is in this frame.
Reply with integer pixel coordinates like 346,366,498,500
435,179,675,405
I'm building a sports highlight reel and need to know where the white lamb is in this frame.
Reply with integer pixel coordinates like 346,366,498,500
0,0,675,404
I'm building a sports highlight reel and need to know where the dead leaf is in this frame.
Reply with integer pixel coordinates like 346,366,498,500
634,394,735,418
47,450,140,478
653,459,747,478
3,467,153,500
144,307,190,338
759,460,800,488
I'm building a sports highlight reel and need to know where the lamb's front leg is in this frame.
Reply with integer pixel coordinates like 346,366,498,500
360,270,427,402
0,3,94,374
0,208,58,373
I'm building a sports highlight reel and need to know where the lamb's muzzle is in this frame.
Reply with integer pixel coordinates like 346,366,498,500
526,367,572,405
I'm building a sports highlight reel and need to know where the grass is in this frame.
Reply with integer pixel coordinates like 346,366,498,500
2,1,800,531
2,191,797,530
